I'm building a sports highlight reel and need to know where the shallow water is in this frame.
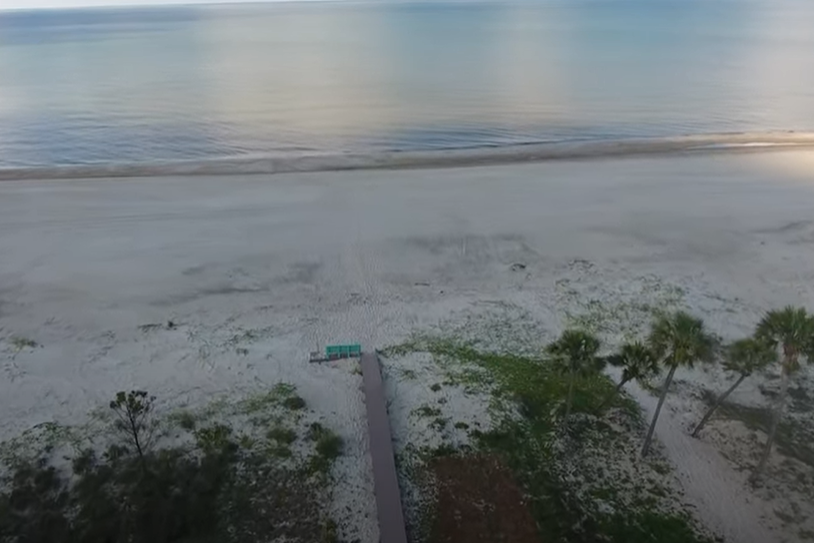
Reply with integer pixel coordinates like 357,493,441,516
1,0,814,168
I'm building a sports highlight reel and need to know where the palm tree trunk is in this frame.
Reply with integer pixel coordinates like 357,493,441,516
641,364,677,457
597,378,628,411
691,373,747,438
750,366,789,485
565,367,575,419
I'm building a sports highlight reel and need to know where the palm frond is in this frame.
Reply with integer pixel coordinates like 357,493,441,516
755,306,814,366
546,329,603,376
647,311,715,368
724,337,777,375
617,341,660,384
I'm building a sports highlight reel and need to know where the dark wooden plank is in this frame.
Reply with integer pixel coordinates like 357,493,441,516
360,352,409,543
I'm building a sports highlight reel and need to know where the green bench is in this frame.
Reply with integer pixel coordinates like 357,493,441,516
326,344,362,359
310,343,363,362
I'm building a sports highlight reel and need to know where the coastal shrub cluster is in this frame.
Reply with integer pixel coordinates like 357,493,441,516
0,386,343,543
590,306,814,483
530,306,814,485
387,305,814,543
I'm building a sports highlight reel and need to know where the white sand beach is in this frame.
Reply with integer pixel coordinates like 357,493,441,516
2,149,814,542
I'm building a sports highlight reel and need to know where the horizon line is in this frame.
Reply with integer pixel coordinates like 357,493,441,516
0,0,349,13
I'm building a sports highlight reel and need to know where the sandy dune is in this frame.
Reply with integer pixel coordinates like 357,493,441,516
2,150,814,542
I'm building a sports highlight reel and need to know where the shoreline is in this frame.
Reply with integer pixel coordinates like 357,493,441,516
2,131,814,181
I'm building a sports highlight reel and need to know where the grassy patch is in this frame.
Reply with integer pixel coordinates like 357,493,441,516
9,336,38,350
194,423,233,453
283,395,308,411
0,422,89,468
399,338,637,419
306,422,343,474
430,417,448,431
414,405,443,418
236,382,298,414
170,410,197,431
268,426,297,445
556,274,686,339
388,337,712,543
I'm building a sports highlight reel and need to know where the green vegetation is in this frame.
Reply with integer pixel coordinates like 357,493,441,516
3,297,813,543
306,422,344,474
236,382,299,414
109,390,155,465
268,426,298,444
283,394,308,411
171,410,197,431
0,385,344,543
390,304,814,541
194,422,233,453
387,336,711,543
430,417,448,430
545,330,604,419
9,336,38,350
414,405,443,418
557,275,686,339
599,341,660,410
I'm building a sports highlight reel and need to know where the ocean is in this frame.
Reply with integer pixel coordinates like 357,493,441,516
1,0,813,169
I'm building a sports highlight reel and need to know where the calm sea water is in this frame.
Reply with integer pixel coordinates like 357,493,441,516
1,0,813,168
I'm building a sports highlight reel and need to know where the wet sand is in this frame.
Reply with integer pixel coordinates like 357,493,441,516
1,150,814,541
1,132,814,181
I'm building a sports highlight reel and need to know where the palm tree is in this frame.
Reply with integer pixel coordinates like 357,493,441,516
749,306,814,484
641,311,716,456
597,342,660,411
691,337,776,438
546,330,603,419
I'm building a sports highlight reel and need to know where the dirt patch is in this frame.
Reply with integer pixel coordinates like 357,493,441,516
428,454,541,543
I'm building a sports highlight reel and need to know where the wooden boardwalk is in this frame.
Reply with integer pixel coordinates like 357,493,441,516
360,352,409,543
